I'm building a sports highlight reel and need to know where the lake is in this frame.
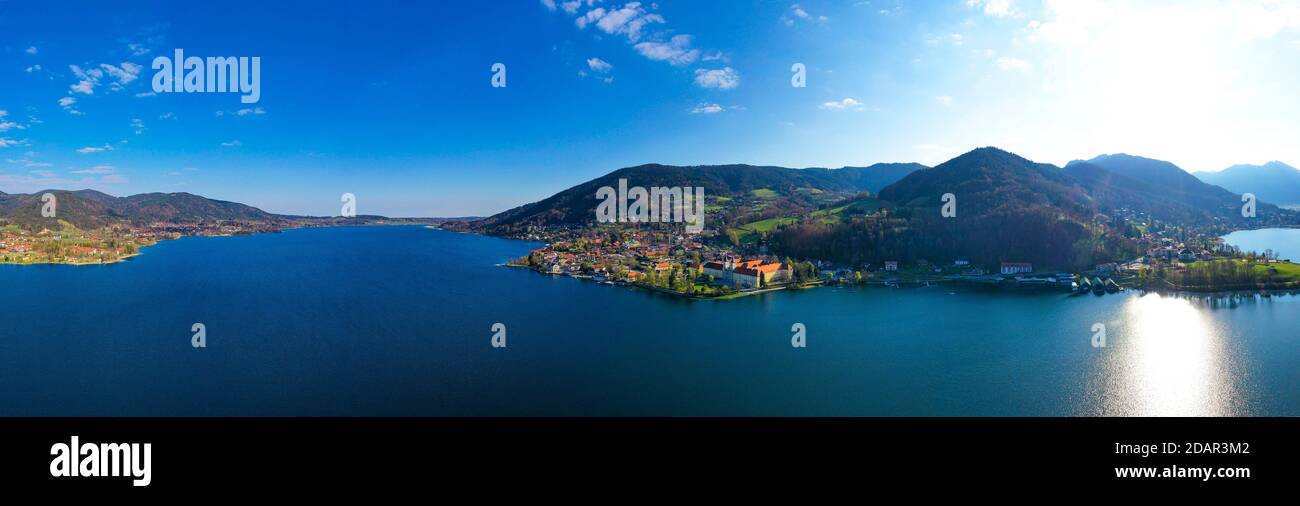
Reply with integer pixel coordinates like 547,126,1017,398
1222,227,1300,261
3,225,1299,416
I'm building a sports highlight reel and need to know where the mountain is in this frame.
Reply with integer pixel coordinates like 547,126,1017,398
0,189,278,229
1197,161,1300,206
1067,153,1281,222
462,147,1299,269
833,163,929,193
468,162,926,234
795,147,1117,268
880,148,1089,213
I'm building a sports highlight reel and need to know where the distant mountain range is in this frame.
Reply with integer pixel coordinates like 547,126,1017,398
6,148,1296,270
0,189,279,229
0,189,448,230
465,147,1297,269
1196,161,1300,207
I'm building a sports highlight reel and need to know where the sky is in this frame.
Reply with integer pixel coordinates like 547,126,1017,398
4,0,1300,217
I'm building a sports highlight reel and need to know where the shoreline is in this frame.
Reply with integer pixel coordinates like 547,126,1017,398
0,222,441,266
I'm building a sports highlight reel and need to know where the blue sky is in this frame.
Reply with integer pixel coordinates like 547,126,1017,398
4,0,1300,217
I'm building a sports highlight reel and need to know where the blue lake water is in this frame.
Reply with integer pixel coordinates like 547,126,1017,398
1222,227,1300,261
2,225,1299,416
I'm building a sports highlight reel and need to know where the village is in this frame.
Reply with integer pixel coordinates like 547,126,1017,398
506,210,1300,298
0,221,282,265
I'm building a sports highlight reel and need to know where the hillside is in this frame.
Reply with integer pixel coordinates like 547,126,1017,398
775,148,1123,268
1067,154,1277,223
467,162,925,234
833,163,929,194
0,189,279,229
1197,161,1300,207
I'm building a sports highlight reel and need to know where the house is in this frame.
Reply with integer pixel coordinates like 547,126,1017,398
1095,262,1118,273
884,261,899,272
702,258,788,288
953,260,969,266
752,261,791,285
1000,262,1033,275
702,261,729,280
1178,248,1196,262
730,267,762,289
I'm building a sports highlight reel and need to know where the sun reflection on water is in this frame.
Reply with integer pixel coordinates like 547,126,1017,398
1104,293,1244,416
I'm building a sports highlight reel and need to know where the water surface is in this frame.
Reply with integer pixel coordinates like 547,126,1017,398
1222,227,1300,260
3,226,1297,416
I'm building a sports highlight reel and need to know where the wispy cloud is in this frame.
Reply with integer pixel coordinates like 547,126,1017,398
634,34,700,66
76,144,113,154
782,4,828,27
819,98,866,111
586,57,613,73
68,61,143,95
693,67,740,89
58,96,82,115
965,0,1016,18
691,102,743,114
221,140,242,147
546,1,715,71
72,165,116,174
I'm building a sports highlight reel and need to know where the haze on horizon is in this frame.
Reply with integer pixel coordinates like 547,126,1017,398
3,0,1300,217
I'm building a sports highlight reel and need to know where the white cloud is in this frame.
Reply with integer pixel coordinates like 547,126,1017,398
693,67,740,89
25,64,42,73
575,7,605,29
72,165,116,174
58,96,82,115
540,0,557,11
935,95,954,107
77,144,113,154
819,98,865,111
594,3,663,41
236,107,266,116
550,1,718,70
68,61,141,95
690,103,725,114
966,0,1016,18
101,62,143,88
783,4,827,26
131,118,145,135
996,56,1031,72
25,46,37,54
69,65,103,94
586,57,613,73
634,34,700,65
221,140,242,147
0,137,29,148
70,80,96,95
